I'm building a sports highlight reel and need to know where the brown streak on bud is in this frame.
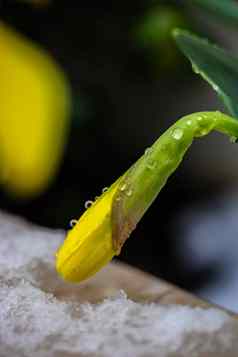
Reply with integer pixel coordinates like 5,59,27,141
111,185,136,254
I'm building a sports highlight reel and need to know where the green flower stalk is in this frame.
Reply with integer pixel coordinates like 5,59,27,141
56,111,238,283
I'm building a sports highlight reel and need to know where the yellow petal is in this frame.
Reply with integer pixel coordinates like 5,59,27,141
56,179,121,283
0,22,71,198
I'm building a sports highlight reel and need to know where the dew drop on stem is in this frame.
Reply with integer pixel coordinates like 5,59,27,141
120,183,127,192
230,136,238,143
126,189,133,197
146,160,157,170
172,128,183,140
69,219,78,228
144,147,152,156
84,200,93,209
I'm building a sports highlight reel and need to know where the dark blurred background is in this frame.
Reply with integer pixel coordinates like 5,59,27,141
1,0,238,311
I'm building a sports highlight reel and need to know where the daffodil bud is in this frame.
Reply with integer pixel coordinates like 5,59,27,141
56,111,238,283
56,179,121,282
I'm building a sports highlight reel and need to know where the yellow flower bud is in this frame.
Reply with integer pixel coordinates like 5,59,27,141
56,112,238,284
56,180,121,282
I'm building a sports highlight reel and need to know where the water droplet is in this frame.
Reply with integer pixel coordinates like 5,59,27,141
186,120,192,126
126,189,132,197
144,147,152,155
120,183,127,191
199,129,208,136
197,116,203,121
230,136,238,143
146,160,157,170
84,200,93,209
172,128,183,140
94,196,99,200
115,197,121,202
102,187,108,193
69,219,78,228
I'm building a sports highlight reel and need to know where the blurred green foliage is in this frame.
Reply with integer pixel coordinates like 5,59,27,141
134,5,188,71
192,0,238,27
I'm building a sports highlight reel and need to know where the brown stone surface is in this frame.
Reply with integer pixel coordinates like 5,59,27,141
51,260,238,318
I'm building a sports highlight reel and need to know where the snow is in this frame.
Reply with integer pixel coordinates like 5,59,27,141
176,191,238,312
0,211,238,357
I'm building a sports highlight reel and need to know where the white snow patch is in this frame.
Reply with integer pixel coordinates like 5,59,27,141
0,211,238,357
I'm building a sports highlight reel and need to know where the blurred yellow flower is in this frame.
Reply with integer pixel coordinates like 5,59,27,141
0,22,71,198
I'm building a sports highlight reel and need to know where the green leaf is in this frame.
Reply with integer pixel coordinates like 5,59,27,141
173,29,238,118
192,0,238,26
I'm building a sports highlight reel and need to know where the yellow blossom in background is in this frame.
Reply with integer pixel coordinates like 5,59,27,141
0,22,71,198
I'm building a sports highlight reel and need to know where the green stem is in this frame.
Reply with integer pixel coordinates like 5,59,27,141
112,111,238,252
